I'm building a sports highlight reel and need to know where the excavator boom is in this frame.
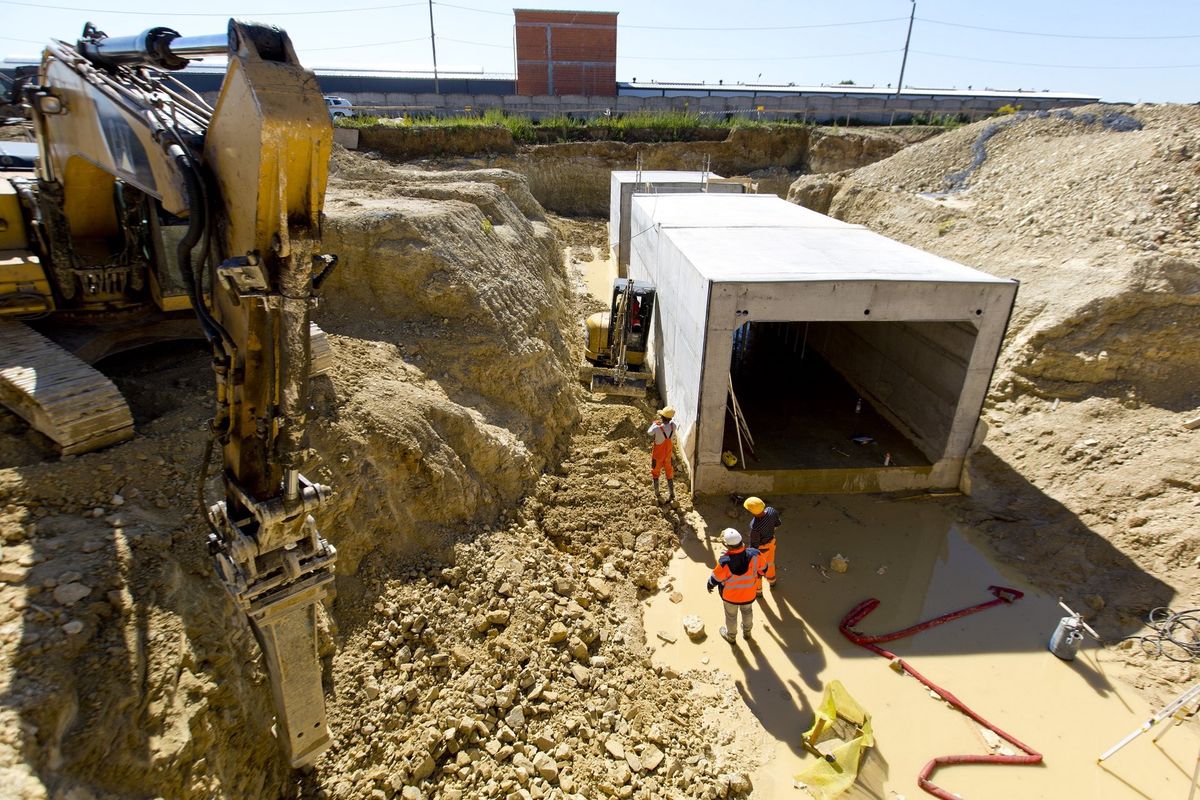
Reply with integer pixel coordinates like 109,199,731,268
7,20,340,767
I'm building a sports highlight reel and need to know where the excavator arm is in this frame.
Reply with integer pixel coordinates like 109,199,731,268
22,20,339,766
199,20,339,768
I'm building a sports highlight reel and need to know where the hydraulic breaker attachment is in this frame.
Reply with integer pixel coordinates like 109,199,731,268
209,478,337,767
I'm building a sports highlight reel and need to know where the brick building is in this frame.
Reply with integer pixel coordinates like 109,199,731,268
514,9,617,96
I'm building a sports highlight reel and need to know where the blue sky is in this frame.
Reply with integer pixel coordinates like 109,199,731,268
2,0,1198,102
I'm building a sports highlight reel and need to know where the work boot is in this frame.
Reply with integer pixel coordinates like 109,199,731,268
719,626,736,644
667,478,675,502
742,627,753,640
652,477,660,499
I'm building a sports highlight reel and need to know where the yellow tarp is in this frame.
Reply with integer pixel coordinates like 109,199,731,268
795,680,874,800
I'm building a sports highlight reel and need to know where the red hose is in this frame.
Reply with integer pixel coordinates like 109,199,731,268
839,585,1043,799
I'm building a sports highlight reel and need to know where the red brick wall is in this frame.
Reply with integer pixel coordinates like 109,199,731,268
515,9,617,96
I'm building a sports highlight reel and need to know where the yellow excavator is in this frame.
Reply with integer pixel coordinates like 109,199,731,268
2,20,339,766
582,278,655,396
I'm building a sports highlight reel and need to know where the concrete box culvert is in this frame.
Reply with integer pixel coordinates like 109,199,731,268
624,190,1017,495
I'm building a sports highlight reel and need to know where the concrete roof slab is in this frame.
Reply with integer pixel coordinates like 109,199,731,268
634,194,1014,285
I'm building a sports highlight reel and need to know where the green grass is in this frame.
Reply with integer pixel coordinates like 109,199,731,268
908,112,968,129
334,108,813,141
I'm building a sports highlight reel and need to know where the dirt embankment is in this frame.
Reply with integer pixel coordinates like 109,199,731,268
359,125,919,215
0,153,770,800
789,105,1200,700
314,158,579,575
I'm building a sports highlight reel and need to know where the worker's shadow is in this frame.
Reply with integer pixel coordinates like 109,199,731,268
734,632,893,799
757,582,825,692
672,507,722,564
731,637,813,756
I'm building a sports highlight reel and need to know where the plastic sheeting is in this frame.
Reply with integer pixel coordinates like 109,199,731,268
796,680,874,800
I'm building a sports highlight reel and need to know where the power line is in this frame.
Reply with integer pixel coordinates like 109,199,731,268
433,1,507,16
919,16,1200,41
623,48,901,63
437,3,904,32
0,34,44,45
913,49,1200,70
439,36,509,49
307,36,429,52
619,17,905,32
0,0,425,16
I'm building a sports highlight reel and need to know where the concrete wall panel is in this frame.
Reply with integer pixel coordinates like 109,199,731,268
609,175,743,274
629,197,712,478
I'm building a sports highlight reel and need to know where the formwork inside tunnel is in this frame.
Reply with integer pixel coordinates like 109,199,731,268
625,191,1018,495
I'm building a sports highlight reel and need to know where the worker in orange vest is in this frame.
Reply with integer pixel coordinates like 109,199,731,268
744,496,781,594
707,528,765,643
647,406,677,502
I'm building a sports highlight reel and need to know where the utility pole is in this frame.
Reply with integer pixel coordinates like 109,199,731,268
428,0,440,94
895,0,915,98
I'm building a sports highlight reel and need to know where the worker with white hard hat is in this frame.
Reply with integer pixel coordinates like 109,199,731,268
743,496,782,594
647,406,677,503
706,528,765,643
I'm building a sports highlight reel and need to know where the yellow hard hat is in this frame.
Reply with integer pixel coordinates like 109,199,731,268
743,496,765,514
658,406,675,419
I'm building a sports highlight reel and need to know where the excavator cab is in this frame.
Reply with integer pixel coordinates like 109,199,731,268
583,278,655,396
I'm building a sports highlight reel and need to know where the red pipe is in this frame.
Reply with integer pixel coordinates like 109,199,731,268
839,585,1042,799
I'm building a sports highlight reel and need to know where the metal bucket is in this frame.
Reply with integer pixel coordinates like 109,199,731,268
1049,615,1085,660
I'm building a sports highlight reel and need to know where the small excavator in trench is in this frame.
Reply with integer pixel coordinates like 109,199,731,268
582,277,656,397
2,20,339,766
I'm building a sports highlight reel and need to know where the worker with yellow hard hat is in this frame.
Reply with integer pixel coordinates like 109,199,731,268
743,496,782,593
647,406,677,503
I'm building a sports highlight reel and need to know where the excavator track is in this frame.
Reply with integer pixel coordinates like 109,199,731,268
0,320,134,455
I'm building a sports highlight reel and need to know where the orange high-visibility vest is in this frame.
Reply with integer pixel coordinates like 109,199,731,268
711,547,762,604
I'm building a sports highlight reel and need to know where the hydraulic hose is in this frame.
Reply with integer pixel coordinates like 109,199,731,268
170,145,223,349
839,586,1042,799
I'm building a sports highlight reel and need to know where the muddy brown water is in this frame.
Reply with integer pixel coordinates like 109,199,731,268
642,494,1199,799
575,244,618,305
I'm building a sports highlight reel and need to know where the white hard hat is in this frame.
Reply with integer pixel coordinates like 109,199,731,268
722,528,743,547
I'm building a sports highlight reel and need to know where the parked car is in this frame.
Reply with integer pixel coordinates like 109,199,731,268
324,96,354,119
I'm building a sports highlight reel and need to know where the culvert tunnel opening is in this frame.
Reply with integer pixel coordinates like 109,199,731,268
725,320,976,471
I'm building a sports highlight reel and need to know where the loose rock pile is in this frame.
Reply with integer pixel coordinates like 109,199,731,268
310,398,757,800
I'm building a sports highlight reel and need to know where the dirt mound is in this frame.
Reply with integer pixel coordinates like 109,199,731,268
794,104,1200,407
308,396,760,799
314,158,579,573
787,104,1200,702
0,349,293,800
